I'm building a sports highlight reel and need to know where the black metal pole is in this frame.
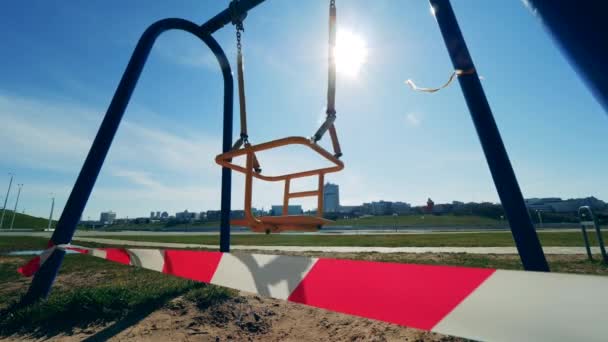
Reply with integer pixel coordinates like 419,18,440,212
580,225,593,261
525,0,608,113
200,0,266,33
22,18,234,304
429,0,549,272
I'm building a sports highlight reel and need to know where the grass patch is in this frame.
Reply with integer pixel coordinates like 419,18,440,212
330,214,501,227
0,258,26,284
184,285,236,310
0,237,48,253
0,254,204,338
0,211,56,230
96,231,606,247
0,251,237,338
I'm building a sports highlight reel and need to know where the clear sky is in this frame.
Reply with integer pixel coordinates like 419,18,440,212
1,1,606,220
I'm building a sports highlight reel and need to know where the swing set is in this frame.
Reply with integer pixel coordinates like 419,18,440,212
216,0,343,233
21,0,608,305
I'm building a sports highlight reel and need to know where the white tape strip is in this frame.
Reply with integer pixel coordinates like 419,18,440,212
433,270,608,342
211,253,318,300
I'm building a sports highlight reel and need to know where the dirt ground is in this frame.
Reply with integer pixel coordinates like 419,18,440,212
2,290,461,342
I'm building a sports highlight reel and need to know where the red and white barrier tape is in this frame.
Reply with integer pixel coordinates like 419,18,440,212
18,244,608,341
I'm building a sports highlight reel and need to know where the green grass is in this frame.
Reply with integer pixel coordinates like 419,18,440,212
330,214,501,226
0,237,49,253
0,210,56,230
0,254,234,338
185,285,237,310
96,231,607,247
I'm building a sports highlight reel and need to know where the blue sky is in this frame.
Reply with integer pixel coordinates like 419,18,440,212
1,1,606,220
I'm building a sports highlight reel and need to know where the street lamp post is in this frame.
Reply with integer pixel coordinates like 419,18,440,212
9,184,23,230
0,173,14,229
536,210,543,229
47,195,55,231
393,213,398,232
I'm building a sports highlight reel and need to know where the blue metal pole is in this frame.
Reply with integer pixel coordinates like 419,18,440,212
21,18,234,304
525,0,608,113
429,0,550,272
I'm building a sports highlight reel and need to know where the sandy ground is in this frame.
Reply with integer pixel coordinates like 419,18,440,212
27,293,460,342
2,291,462,342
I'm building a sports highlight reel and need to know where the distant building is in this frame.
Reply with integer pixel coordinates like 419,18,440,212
392,201,411,215
100,211,116,225
270,205,303,216
150,211,155,219
156,211,161,218
339,205,360,214
525,197,606,213
160,211,169,219
425,198,435,213
371,201,392,215
432,203,451,214
323,183,340,213
230,210,245,219
176,210,196,221
206,210,221,221
525,198,562,212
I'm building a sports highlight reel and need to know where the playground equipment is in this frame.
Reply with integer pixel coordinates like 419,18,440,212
21,0,608,307
578,206,607,263
215,0,344,233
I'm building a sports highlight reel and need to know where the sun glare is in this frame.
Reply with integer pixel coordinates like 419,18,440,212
334,29,368,78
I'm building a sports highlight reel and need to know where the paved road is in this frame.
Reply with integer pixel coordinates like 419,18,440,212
71,237,598,255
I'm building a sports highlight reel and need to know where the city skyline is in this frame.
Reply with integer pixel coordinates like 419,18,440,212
2,1,607,219
85,193,606,221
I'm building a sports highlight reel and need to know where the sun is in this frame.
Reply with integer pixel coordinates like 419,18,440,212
334,29,368,78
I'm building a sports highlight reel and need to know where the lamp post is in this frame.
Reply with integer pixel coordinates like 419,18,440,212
9,184,23,230
393,213,398,232
47,194,55,231
0,173,14,229
536,210,543,229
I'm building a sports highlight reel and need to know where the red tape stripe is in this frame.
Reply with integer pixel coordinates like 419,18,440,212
17,256,41,277
288,258,495,330
103,248,131,265
64,246,89,254
162,250,223,283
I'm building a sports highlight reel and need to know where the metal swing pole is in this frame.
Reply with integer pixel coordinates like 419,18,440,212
523,0,608,113
21,17,243,304
429,0,550,272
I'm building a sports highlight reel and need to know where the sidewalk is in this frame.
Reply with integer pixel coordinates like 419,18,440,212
73,237,600,255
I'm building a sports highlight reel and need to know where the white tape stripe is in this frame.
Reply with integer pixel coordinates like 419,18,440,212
90,249,107,259
581,221,595,226
433,270,608,342
128,249,165,272
39,246,58,264
211,253,318,300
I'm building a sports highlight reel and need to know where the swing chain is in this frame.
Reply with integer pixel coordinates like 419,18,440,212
236,22,244,54
236,22,248,146
330,0,335,9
